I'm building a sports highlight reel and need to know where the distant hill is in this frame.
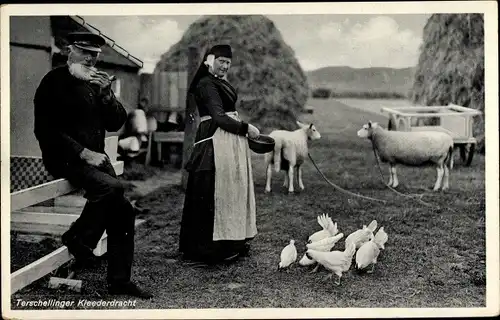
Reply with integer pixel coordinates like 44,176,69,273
306,66,416,96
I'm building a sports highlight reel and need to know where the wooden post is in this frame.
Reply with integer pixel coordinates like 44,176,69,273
181,46,201,190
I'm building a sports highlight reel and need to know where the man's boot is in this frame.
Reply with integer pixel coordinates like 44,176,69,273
106,204,152,299
106,231,152,299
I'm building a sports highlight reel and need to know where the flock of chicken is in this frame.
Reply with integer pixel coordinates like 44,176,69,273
278,214,389,286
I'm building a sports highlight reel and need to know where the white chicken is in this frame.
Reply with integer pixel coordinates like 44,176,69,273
308,214,339,243
345,219,378,249
307,233,344,251
306,240,357,286
355,227,389,273
298,253,317,267
374,226,388,250
278,240,297,270
303,233,344,273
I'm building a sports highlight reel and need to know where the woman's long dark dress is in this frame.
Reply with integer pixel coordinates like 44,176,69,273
179,73,253,264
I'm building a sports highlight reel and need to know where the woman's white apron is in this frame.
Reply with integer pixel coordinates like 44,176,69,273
193,111,257,241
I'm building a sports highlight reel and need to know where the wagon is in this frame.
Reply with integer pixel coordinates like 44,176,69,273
381,103,482,166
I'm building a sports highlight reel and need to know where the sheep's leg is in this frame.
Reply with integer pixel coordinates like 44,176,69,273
387,166,393,186
283,173,289,188
282,146,297,194
433,165,444,191
442,165,450,191
287,165,295,193
265,164,272,193
390,165,399,188
273,145,282,173
298,165,305,190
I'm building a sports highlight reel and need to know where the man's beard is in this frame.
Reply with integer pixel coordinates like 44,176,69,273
68,62,97,81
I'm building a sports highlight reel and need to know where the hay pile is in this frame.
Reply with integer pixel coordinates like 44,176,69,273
410,14,485,153
155,15,309,132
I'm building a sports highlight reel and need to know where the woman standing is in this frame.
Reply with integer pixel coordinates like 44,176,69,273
179,44,261,265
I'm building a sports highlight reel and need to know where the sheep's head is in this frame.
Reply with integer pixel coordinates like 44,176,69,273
297,121,321,140
357,121,379,139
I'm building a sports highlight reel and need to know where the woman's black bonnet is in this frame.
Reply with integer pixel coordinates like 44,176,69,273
208,44,232,59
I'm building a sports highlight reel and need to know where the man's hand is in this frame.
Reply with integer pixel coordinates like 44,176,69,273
90,71,115,98
90,72,112,89
80,148,109,167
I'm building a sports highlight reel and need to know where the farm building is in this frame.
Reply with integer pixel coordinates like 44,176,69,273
138,71,186,130
137,69,188,167
140,73,154,104
9,15,143,158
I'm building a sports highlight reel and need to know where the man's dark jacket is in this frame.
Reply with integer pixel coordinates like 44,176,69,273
33,65,127,176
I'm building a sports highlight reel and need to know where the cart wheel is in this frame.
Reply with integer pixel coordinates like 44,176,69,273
459,144,467,162
388,119,394,131
466,143,475,166
459,143,475,166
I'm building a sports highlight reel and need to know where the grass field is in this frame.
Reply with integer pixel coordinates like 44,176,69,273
10,98,486,310
331,98,413,116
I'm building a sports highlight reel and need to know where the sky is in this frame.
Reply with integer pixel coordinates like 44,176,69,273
82,14,431,73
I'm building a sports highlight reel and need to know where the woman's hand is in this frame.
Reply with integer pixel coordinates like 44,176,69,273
247,123,260,139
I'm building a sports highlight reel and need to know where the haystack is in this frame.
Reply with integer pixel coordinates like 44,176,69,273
155,15,309,132
410,14,485,153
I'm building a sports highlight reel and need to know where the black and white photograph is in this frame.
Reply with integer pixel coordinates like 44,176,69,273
1,2,498,319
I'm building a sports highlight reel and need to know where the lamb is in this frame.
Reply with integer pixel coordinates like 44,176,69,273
357,121,454,191
264,121,321,194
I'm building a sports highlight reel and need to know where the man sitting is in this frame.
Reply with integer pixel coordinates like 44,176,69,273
33,32,152,299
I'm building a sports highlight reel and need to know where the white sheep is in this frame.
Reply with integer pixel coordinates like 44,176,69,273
264,121,321,194
357,121,454,191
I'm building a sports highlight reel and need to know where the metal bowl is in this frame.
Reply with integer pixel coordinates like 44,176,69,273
248,134,275,154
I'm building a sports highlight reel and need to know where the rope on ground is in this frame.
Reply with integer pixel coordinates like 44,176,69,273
370,141,435,208
307,153,387,204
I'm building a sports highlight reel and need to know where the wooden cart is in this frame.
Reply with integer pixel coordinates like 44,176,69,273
381,103,482,166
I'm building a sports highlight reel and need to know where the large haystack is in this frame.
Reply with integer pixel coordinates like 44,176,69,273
155,15,309,132
410,14,485,153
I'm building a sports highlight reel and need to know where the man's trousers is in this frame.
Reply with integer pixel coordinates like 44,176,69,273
59,160,136,285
